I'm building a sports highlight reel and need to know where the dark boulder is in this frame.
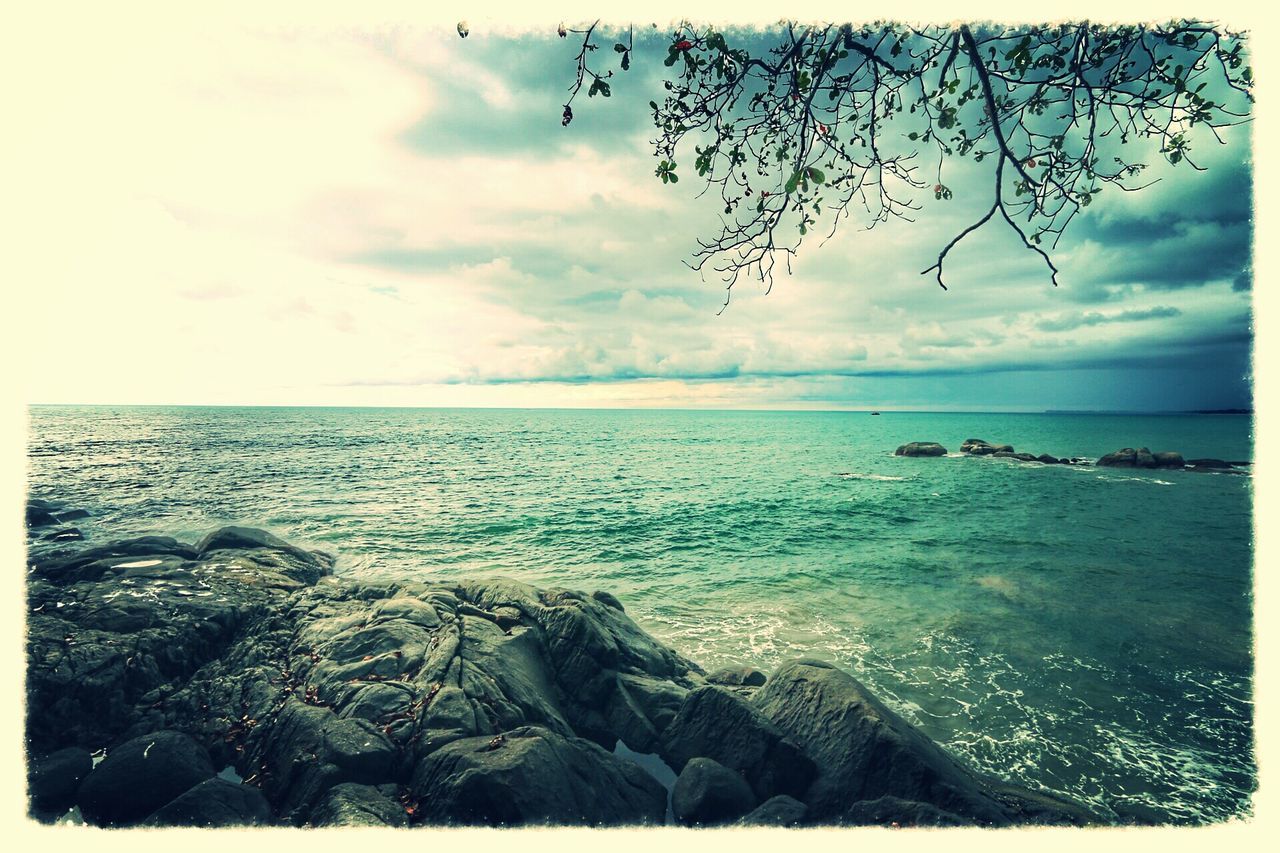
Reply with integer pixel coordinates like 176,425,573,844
660,685,815,801
409,726,666,826
142,776,272,827
1099,447,1152,468
26,504,60,527
671,757,757,826
28,746,92,816
1036,454,1061,465
1152,452,1186,469
76,730,215,826
196,526,333,583
308,782,408,827
592,590,625,612
960,438,997,455
737,794,809,827
42,528,84,542
1187,458,1232,469
707,665,767,687
841,795,971,827
992,451,1040,462
895,442,947,457
752,660,1093,826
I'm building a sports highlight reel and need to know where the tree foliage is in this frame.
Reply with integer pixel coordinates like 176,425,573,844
545,21,1252,302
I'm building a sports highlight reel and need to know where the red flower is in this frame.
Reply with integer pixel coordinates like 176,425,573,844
675,40,693,51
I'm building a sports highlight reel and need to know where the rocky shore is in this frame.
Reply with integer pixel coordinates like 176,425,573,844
895,439,1250,472
26,521,1100,828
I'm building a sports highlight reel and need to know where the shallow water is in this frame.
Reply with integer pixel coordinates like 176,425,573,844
26,406,1255,823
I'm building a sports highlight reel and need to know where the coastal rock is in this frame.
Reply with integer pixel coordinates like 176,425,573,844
737,794,809,827
992,451,1040,463
409,726,667,826
895,442,947,457
707,665,767,687
42,527,84,542
309,782,408,827
660,685,815,801
27,746,93,816
1099,447,1150,468
841,795,971,827
141,777,272,827
27,525,1099,828
1036,454,1061,465
27,504,61,527
76,730,215,827
671,757,757,826
1187,458,1232,469
1152,452,1186,469
751,659,1093,826
960,438,1014,455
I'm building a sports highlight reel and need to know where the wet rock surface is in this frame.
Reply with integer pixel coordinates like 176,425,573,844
895,442,948,457
26,525,1101,828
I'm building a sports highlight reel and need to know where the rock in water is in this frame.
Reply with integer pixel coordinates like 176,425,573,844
751,659,1094,826
76,730,215,826
895,442,947,457
960,438,1001,455
1152,451,1186,469
671,757,757,826
409,726,666,826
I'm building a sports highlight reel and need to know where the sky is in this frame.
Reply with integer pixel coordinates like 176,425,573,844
8,8,1258,412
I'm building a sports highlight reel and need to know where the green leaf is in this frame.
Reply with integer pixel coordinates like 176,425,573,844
807,167,825,183
614,43,628,52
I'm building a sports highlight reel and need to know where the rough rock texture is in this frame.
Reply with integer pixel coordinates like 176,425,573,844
75,730,216,826
671,757,757,826
409,726,666,825
661,685,815,802
142,777,273,827
707,665,767,687
737,795,809,826
309,783,409,827
751,660,1094,826
1097,447,1185,469
840,795,971,827
27,525,1100,828
895,442,947,457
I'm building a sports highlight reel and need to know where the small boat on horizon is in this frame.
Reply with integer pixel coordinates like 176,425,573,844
871,411,881,416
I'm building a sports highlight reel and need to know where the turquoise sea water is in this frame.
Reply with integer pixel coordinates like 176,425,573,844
25,406,1255,823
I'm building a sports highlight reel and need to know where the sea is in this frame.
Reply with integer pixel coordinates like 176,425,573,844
24,405,1256,824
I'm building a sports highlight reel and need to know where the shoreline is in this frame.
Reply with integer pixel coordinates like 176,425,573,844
25,520,1105,829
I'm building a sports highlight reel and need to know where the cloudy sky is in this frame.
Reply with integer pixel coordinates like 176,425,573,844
13,9,1256,411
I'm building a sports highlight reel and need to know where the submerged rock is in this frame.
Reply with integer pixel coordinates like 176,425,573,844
895,442,947,457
